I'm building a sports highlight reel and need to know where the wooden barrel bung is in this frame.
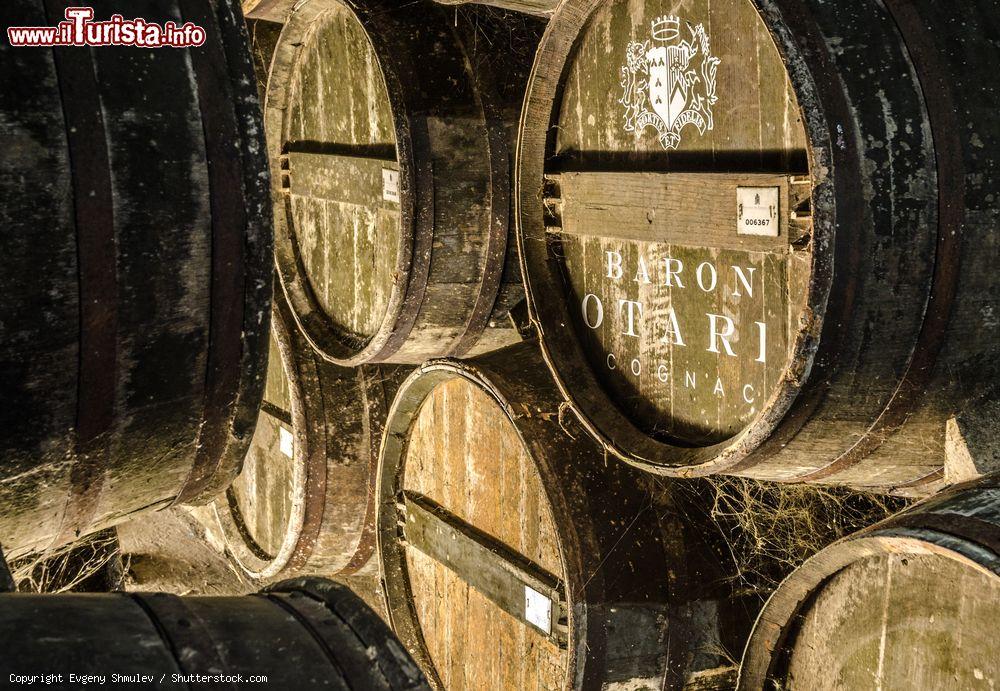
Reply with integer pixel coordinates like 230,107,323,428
516,0,1000,492
739,476,1000,689
213,294,409,580
377,344,752,689
0,576,429,690
0,0,272,558
266,0,523,366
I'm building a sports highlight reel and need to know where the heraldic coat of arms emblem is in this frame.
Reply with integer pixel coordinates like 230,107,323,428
620,15,721,150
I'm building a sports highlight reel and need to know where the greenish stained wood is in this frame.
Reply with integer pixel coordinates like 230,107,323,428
285,6,399,340
783,554,1000,689
545,0,810,445
230,331,293,558
553,0,808,164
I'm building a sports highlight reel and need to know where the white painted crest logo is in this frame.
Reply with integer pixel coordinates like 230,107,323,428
620,16,721,150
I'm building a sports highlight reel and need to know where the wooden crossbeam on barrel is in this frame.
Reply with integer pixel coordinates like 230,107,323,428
376,344,754,689
0,576,429,690
265,0,531,366
213,293,409,580
516,0,1000,493
739,475,1000,689
0,0,272,558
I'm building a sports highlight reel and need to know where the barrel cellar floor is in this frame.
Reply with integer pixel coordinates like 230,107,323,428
115,507,386,617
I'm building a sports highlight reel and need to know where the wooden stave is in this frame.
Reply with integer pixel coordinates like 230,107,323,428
515,0,1000,492
376,343,750,689
266,0,520,367
0,577,429,690
0,0,272,558
214,293,409,580
738,474,1000,689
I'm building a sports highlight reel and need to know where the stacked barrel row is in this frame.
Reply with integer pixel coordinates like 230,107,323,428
0,0,429,687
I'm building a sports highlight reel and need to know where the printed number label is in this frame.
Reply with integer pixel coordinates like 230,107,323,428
524,586,552,635
382,168,400,203
737,187,780,237
279,426,293,459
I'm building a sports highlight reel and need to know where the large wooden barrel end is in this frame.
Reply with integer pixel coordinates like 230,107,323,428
739,477,1000,689
516,0,1000,492
377,343,751,688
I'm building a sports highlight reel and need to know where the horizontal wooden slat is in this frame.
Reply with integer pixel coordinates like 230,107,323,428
284,151,400,208
259,400,292,428
400,491,568,646
547,171,810,251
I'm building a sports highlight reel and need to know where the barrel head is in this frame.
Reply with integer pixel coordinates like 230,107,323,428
518,0,817,470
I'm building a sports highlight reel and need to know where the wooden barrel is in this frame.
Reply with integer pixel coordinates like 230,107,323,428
739,475,1000,689
266,0,525,366
213,293,409,580
0,576,429,690
376,343,752,689
0,0,272,558
516,0,1000,492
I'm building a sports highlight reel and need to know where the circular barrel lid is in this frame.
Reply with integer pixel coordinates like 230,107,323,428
267,0,508,366
517,0,818,473
739,478,1000,688
219,318,300,578
380,368,571,687
216,294,404,579
268,0,404,364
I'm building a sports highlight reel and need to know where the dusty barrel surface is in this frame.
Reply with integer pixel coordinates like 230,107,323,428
739,476,1000,689
0,0,272,557
0,577,429,690
377,344,752,689
433,0,561,17
516,0,1000,492
214,294,409,580
266,0,525,366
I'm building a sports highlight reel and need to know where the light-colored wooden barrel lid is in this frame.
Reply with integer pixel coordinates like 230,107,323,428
518,0,813,471
377,344,753,689
266,0,518,366
214,294,408,580
739,476,1000,689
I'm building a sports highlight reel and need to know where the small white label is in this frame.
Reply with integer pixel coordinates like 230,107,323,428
382,168,400,203
737,186,780,237
524,586,552,635
279,426,293,459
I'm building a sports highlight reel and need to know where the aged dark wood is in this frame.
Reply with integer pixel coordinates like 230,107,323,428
376,343,753,689
516,0,1000,493
0,0,272,558
740,475,1000,689
266,0,532,366
0,577,429,689
214,293,408,580
246,17,282,100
